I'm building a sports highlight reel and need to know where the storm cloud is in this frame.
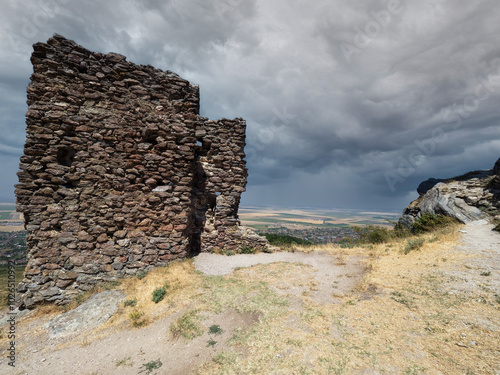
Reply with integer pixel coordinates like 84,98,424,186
1,0,499,210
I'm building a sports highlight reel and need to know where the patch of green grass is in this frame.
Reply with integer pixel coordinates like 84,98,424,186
404,364,427,374
170,309,203,339
301,306,327,323
152,287,166,303
129,310,146,327
124,298,137,307
318,355,350,375
260,233,313,248
240,246,257,254
404,238,425,254
214,351,239,367
390,291,415,309
138,359,162,374
480,271,491,277
136,270,148,280
115,356,133,367
339,243,355,248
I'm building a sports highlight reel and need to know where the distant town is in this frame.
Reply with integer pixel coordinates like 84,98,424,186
0,231,27,265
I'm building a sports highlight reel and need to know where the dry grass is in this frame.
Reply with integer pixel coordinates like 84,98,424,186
109,259,204,329
195,225,500,374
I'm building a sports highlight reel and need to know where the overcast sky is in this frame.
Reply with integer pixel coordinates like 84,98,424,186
1,0,499,212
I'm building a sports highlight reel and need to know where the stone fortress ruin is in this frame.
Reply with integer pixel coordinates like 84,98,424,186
15,34,268,308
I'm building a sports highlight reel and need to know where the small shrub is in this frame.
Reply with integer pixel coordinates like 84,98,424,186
480,271,491,277
137,270,148,280
124,298,137,307
240,246,256,254
130,309,144,320
412,213,456,234
340,243,355,249
223,249,235,256
353,226,391,244
152,287,166,303
208,324,224,335
261,233,313,248
404,238,425,254
129,309,146,327
393,223,412,238
138,359,163,374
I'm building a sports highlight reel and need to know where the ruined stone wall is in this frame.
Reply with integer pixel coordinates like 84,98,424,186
15,34,267,308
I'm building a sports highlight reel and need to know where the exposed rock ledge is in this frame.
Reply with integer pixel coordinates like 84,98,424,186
399,158,500,228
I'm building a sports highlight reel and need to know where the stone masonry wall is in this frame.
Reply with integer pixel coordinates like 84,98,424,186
15,34,267,308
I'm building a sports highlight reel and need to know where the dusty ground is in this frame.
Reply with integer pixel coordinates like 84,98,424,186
194,252,366,304
0,221,498,374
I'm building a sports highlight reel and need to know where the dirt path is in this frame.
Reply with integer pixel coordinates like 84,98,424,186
439,220,500,314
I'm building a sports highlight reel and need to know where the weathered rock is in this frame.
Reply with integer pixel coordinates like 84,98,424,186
44,290,125,338
15,34,269,308
399,158,500,228
417,178,445,196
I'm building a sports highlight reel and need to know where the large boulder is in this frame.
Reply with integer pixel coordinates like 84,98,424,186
399,158,500,228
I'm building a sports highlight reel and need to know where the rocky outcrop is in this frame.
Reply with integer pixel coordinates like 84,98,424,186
417,178,445,196
15,34,268,308
399,159,500,228
44,290,125,338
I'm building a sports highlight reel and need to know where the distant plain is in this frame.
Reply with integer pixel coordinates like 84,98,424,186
239,206,401,231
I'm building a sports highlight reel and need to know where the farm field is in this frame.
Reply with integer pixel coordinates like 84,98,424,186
239,206,400,231
0,203,24,232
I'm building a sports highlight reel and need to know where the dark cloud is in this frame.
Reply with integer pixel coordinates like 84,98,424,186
0,0,499,210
